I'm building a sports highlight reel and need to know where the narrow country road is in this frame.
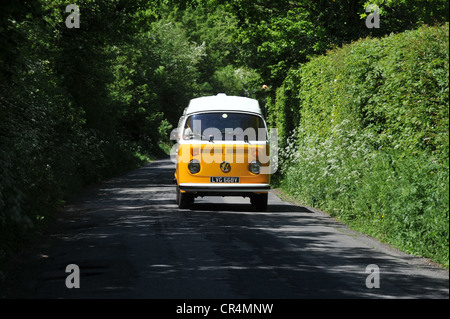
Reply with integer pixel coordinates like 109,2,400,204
1,158,448,299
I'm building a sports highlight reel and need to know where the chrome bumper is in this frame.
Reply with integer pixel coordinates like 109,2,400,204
179,183,270,193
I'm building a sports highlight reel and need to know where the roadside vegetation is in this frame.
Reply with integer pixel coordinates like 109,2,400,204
1,0,448,268
275,25,449,267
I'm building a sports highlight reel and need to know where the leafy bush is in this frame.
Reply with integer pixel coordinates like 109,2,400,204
0,0,259,261
279,24,449,267
265,69,301,147
0,81,145,259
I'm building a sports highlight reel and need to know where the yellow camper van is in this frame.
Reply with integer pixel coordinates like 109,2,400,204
174,94,270,210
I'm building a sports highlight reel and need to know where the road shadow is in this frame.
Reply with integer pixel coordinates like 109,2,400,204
189,202,314,214
1,158,448,299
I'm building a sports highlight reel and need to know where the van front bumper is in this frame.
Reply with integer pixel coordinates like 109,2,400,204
179,183,270,193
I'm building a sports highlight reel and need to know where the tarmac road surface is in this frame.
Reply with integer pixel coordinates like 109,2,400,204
0,158,448,299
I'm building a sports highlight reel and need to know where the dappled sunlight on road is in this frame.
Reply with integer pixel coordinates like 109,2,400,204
1,158,448,299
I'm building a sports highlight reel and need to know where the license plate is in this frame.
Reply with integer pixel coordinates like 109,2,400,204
210,177,240,183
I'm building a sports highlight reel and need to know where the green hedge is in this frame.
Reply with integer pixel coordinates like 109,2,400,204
0,82,145,258
265,69,302,147
279,24,449,267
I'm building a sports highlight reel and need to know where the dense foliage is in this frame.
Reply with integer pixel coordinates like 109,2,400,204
0,0,259,258
278,24,449,266
1,0,448,267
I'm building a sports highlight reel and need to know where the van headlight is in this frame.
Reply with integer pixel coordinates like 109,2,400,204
188,159,201,174
249,161,261,174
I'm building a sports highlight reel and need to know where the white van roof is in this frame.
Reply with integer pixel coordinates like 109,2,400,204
185,94,262,116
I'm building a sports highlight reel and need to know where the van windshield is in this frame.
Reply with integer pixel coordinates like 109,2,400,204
183,112,267,141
